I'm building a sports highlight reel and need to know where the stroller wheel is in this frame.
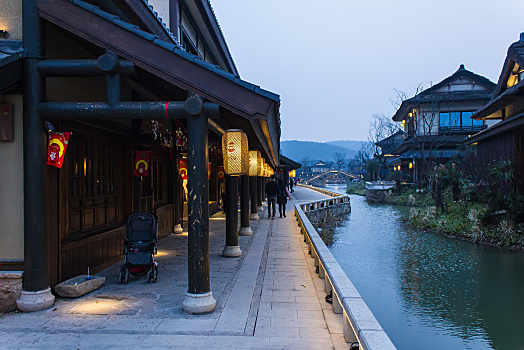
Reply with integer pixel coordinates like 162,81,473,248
124,269,129,284
153,266,158,283
118,271,123,284
147,270,152,283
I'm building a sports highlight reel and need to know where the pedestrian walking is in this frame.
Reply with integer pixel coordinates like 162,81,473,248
265,175,279,219
277,178,288,218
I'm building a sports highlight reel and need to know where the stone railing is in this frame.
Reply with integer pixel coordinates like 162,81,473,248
294,185,396,349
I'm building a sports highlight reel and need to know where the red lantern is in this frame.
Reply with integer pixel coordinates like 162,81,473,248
178,159,188,180
47,132,71,168
133,151,151,177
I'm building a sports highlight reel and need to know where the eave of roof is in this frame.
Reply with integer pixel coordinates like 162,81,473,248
0,40,23,93
200,0,238,76
474,41,524,120
36,0,281,164
465,111,524,145
279,154,301,170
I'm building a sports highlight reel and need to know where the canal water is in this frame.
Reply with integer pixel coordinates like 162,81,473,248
325,185,524,350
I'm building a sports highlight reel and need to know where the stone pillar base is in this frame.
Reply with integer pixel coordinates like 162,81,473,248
239,227,252,236
257,206,264,212
182,291,216,314
16,287,55,312
222,245,242,257
173,224,183,234
250,213,259,220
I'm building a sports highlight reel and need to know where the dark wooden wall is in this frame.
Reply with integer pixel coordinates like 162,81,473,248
156,204,173,239
60,227,125,279
477,131,514,167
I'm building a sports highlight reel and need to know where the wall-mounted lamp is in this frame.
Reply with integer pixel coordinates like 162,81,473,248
0,30,9,39
45,121,57,132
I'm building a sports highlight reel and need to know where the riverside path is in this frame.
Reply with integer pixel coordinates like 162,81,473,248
0,186,347,349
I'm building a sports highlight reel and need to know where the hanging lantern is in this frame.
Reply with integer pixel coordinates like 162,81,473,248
258,157,265,176
409,162,413,169
222,129,249,176
289,170,296,178
249,150,259,176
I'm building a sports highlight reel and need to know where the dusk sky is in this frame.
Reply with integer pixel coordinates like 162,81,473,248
210,0,523,143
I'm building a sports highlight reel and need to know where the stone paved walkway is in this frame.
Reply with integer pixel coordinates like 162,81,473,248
0,186,346,349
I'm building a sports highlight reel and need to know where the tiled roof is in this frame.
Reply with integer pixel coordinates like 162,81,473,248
142,0,180,45
474,41,524,119
392,66,495,121
69,0,279,102
205,0,237,74
0,40,24,68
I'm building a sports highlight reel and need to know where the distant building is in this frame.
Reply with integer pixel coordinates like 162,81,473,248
388,65,496,182
297,160,333,181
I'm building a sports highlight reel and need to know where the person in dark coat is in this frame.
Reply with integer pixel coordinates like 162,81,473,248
265,175,279,219
277,178,288,218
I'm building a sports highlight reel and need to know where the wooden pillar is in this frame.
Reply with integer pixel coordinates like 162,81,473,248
239,175,252,235
249,176,259,220
17,0,55,312
182,96,215,314
257,177,263,209
223,175,241,256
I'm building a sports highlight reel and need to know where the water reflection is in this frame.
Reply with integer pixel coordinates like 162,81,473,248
326,185,524,350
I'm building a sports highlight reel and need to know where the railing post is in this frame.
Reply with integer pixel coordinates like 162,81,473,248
332,291,343,314
325,275,332,293
344,311,358,343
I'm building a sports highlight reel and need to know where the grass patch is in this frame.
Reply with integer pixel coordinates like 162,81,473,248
409,202,524,247
346,182,365,196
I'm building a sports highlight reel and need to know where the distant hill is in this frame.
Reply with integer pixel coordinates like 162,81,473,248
326,140,366,151
281,140,361,165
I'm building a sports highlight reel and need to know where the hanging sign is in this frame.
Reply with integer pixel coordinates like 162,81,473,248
47,132,71,168
178,159,188,180
134,151,151,177
218,166,225,180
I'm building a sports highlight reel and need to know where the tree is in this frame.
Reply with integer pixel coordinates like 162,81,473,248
332,152,346,171
367,113,400,159
354,141,372,166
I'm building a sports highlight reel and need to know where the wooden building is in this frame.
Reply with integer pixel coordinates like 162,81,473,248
466,34,524,191
0,0,280,313
388,65,496,182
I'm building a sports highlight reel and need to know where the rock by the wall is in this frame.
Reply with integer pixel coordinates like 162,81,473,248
365,188,387,203
0,272,22,313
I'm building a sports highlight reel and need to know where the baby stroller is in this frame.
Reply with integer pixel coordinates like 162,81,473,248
119,213,158,284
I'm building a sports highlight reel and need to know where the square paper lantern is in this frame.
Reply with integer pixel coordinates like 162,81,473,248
222,129,249,175
249,150,259,176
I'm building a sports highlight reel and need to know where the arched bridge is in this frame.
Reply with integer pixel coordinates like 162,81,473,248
305,170,357,187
